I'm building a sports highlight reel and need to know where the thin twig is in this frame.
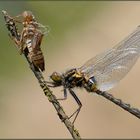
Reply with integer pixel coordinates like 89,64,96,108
2,10,81,140
95,90,140,119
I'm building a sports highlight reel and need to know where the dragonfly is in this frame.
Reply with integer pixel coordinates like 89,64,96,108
47,26,140,124
2,10,49,71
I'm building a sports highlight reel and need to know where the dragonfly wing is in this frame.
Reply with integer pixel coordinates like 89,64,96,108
79,26,140,91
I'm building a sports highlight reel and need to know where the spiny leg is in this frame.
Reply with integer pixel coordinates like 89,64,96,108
18,28,27,55
68,88,82,124
46,81,68,100
9,34,24,55
55,87,68,101
8,33,21,51
11,14,22,24
46,81,61,87
8,33,19,45
38,23,50,35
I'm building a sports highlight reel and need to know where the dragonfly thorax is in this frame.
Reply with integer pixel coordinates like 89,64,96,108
50,69,98,92
63,68,84,88
50,69,85,88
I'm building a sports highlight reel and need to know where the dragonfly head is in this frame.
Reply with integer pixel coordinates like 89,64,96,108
50,72,63,85
22,11,35,23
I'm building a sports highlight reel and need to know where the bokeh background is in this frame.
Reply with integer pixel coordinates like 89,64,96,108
0,1,140,139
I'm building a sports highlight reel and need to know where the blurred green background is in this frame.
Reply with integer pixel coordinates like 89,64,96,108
0,1,140,139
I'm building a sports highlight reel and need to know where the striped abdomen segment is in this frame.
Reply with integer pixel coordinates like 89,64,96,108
30,49,45,71
25,29,45,71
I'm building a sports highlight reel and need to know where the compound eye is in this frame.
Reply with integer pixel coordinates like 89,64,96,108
22,11,28,18
22,11,33,21
50,72,62,83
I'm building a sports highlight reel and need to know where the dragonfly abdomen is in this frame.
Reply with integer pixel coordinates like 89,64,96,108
29,49,45,71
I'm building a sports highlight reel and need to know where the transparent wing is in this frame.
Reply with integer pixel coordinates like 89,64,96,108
79,26,140,91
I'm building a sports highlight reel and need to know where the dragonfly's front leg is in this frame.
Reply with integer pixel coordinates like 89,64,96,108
37,23,50,35
18,29,27,55
11,14,22,24
8,27,26,55
8,33,21,49
68,88,82,124
19,43,27,55
46,81,58,87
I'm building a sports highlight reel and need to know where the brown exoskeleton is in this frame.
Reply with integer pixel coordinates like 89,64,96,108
7,11,49,71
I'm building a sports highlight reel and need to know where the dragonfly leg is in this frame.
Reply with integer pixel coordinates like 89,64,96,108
8,33,20,46
68,88,82,124
56,87,67,101
38,23,50,35
18,29,27,55
45,81,61,87
45,81,56,87
46,82,68,100
8,33,23,54
8,26,26,55
11,14,22,24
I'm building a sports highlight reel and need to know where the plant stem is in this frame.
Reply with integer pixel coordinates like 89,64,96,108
2,10,81,140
